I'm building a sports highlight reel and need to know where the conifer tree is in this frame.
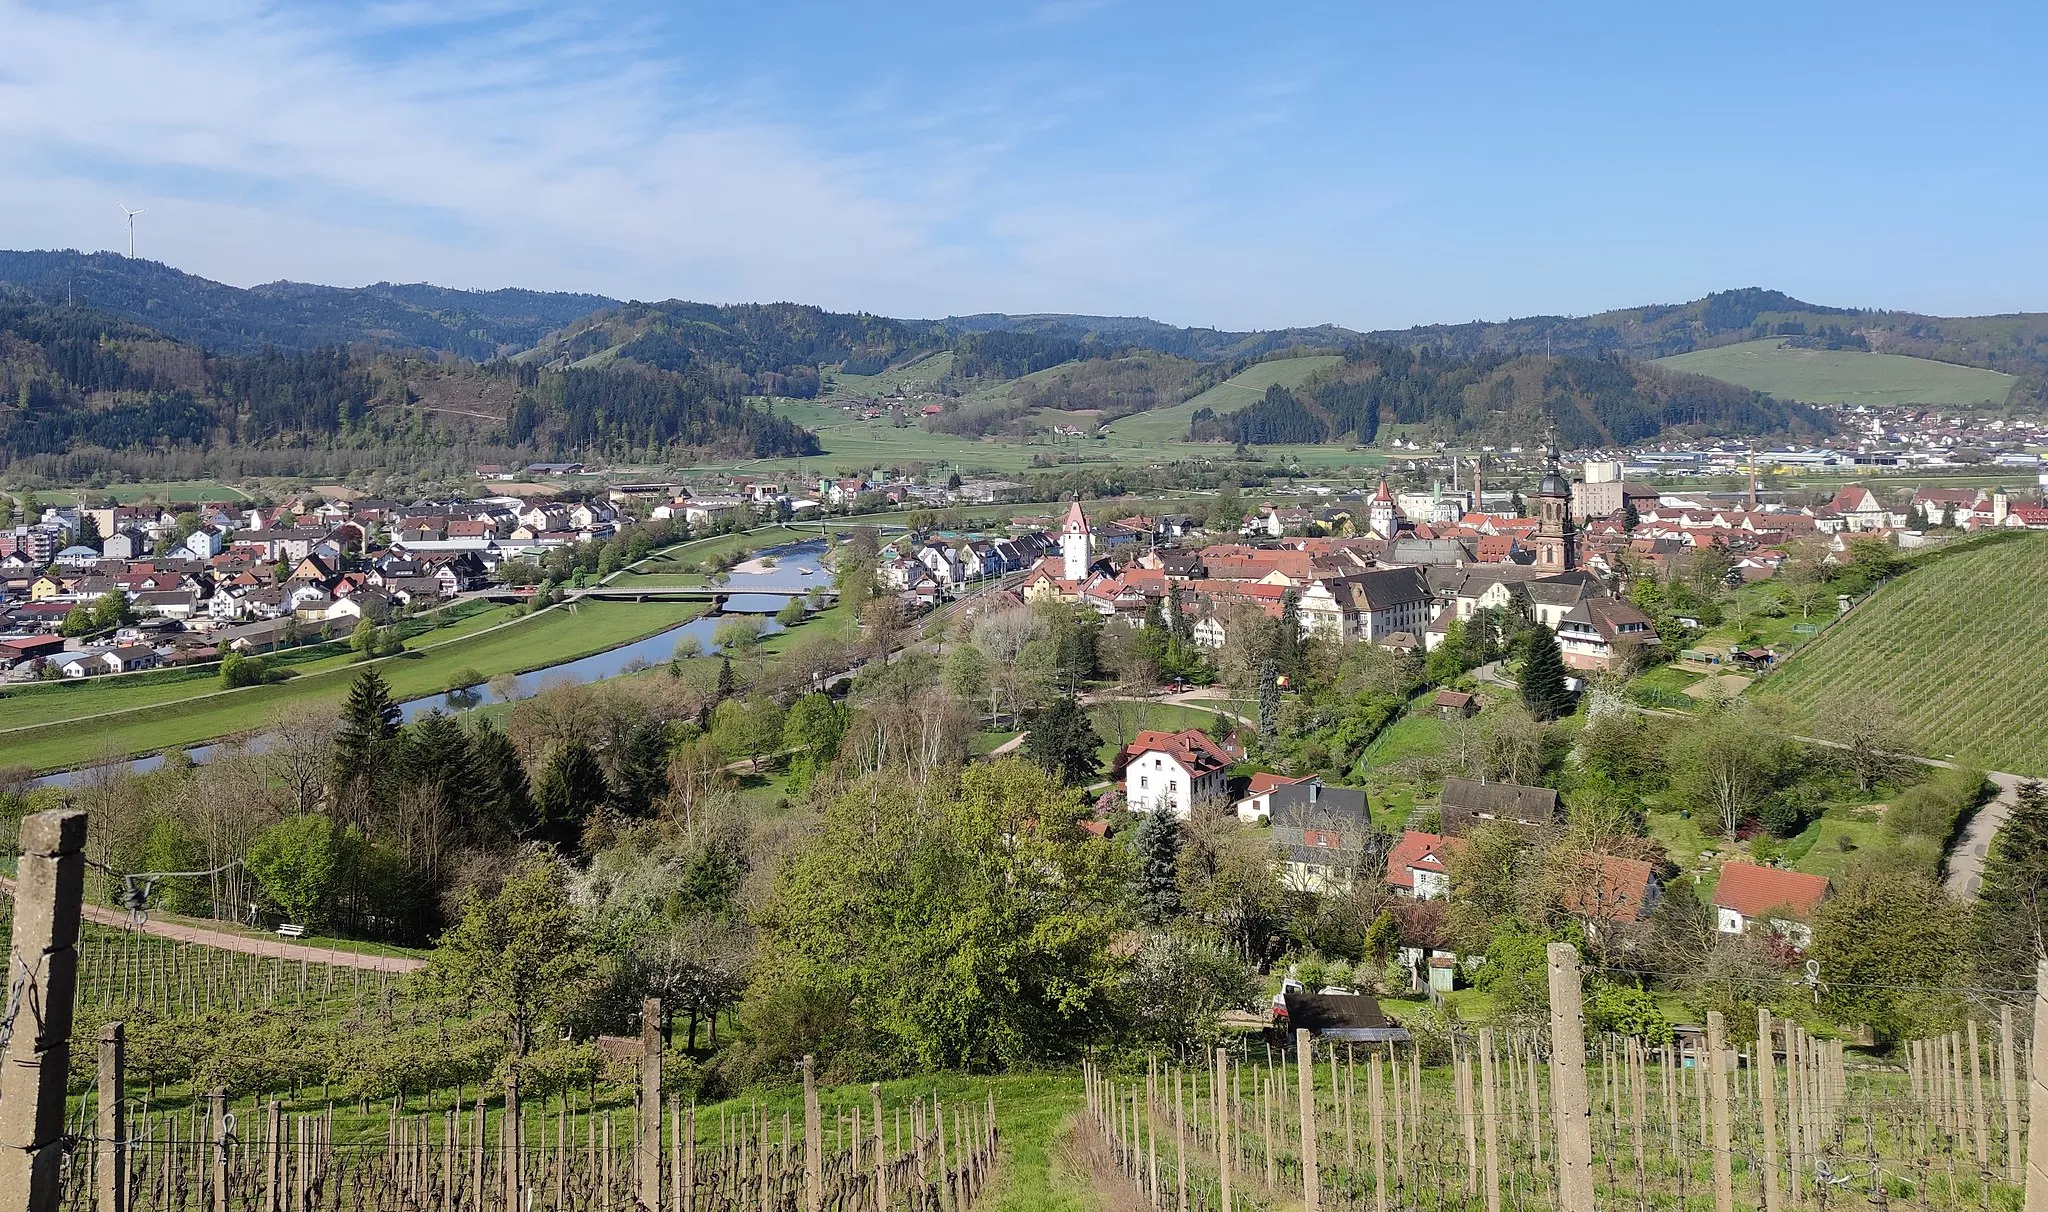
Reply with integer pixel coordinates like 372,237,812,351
1519,624,1572,722
1022,693,1104,787
1975,780,2048,988
1132,808,1182,923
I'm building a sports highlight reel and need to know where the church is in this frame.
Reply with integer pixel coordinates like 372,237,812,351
1023,500,1118,604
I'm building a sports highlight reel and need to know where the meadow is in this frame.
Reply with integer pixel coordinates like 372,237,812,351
4,599,704,774
1654,338,2016,406
1763,531,2048,776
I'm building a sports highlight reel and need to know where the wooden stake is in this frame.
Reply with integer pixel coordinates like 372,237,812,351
1215,1047,1231,1212
96,1023,126,1212
1370,1052,1388,1212
1296,1029,1319,1212
1757,1011,1781,1212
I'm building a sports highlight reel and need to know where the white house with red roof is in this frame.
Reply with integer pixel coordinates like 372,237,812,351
1234,772,1310,822
1118,728,1236,818
1386,831,1466,901
1713,862,1830,948
1827,485,1897,532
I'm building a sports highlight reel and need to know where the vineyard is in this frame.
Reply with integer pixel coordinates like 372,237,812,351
1765,531,2048,776
1086,956,2039,1210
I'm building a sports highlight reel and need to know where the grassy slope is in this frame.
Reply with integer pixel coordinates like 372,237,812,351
9,600,703,773
1654,338,2014,406
1103,355,1345,444
1764,532,2048,775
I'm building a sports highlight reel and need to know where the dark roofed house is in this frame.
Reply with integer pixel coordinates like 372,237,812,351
1433,689,1477,719
1279,991,1410,1044
1268,782,1372,893
1438,776,1558,835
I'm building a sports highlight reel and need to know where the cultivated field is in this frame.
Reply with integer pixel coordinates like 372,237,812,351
1654,338,2015,406
1765,532,2048,775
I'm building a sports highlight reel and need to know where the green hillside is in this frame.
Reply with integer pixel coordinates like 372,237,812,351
1103,354,1343,442
1655,338,2016,407
1766,533,2048,775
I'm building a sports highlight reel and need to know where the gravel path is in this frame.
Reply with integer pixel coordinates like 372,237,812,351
0,876,426,972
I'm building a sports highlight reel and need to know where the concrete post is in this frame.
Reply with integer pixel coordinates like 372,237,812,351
0,809,87,1212
2026,959,2048,1211
1545,943,1593,1212
1295,1029,1319,1212
2005,1005,2023,1185
642,997,663,1212
97,1023,126,1212
1707,1011,1733,1212
803,1056,822,1212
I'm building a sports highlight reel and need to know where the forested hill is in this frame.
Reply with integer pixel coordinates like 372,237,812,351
0,300,816,473
1188,346,1835,448
1366,287,2048,383
0,251,619,360
942,312,1360,361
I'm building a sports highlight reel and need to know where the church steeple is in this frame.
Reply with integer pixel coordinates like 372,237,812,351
1061,499,1091,581
1530,429,1578,572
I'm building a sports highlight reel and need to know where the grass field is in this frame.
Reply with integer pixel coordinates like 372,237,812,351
1102,355,1345,444
1763,531,2048,776
824,350,957,397
1655,338,2015,406
0,603,517,735
8,600,703,774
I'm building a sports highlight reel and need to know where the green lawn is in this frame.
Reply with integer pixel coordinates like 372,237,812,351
1764,532,2048,775
0,604,519,735
1087,702,1229,770
1781,805,1889,881
66,480,253,503
1104,355,1345,444
1654,338,2015,407
9,600,703,773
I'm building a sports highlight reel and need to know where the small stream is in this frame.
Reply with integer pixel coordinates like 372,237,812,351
33,541,832,788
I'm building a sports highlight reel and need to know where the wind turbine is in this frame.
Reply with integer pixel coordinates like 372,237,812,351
118,203,145,259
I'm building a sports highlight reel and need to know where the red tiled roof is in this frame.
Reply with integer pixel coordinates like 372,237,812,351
1713,862,1829,919
1385,831,1465,891
1121,728,1234,776
1559,854,1658,924
1246,772,1305,796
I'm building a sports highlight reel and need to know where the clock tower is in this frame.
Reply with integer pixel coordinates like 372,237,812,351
1531,441,1578,573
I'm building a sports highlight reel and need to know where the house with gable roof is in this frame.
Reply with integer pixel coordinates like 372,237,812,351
1118,727,1238,819
1386,830,1466,901
1713,862,1830,949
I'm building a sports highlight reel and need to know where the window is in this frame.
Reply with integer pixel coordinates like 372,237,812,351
1171,780,1179,793
1140,776,1148,789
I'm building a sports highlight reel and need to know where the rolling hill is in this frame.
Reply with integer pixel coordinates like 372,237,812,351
1654,339,2016,407
1369,287,2048,399
0,251,618,359
1103,355,1344,442
1765,533,2048,776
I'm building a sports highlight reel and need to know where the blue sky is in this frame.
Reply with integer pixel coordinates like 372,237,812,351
3,0,2044,330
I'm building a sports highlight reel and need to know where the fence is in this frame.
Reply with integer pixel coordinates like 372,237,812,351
1087,945,2042,1211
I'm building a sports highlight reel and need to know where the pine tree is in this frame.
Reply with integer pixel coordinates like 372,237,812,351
1974,780,2048,988
535,740,608,850
1621,499,1641,532
1258,659,1280,738
716,654,737,699
1022,693,1104,786
1519,624,1572,722
1131,808,1182,923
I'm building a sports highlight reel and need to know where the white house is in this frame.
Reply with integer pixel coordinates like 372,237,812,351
1712,862,1830,949
1118,728,1235,819
1386,831,1465,901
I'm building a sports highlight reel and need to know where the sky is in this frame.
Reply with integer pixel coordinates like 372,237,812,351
3,0,2046,331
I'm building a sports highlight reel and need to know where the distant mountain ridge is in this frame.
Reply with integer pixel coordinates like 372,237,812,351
0,251,619,360
0,252,2039,405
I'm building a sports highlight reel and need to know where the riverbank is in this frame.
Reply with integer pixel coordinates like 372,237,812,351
10,599,705,775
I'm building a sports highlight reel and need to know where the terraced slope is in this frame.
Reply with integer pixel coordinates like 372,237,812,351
1766,533,2048,775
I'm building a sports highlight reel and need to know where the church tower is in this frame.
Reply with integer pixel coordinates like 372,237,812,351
1061,499,1092,581
1531,440,1578,572
1368,477,1398,540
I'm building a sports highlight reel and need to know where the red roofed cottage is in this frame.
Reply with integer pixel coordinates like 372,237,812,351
1713,862,1830,948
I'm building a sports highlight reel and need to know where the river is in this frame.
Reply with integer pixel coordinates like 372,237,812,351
34,541,832,788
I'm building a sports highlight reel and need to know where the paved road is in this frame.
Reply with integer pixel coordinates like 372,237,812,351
0,877,425,973
1940,769,2029,900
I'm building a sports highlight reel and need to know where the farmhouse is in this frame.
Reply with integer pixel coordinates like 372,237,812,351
1713,862,1830,949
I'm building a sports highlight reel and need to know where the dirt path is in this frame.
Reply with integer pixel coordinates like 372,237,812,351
0,877,426,972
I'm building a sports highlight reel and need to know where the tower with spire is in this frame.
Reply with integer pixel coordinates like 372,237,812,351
1368,476,1398,540
1061,499,1092,581
1530,430,1579,572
